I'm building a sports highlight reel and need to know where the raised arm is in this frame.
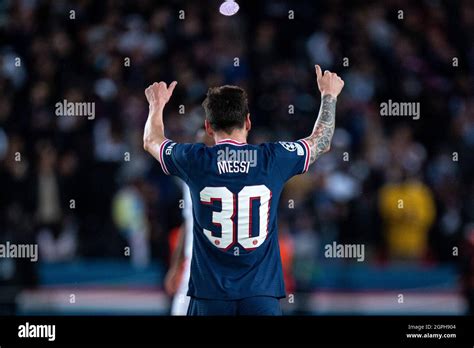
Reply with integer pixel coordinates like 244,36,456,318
143,81,177,160
303,65,344,165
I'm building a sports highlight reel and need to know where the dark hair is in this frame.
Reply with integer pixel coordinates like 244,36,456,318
202,85,249,134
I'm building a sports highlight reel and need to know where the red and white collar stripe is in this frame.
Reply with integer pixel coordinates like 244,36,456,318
216,139,247,146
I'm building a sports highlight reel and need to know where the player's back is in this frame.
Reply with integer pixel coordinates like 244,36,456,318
159,138,310,300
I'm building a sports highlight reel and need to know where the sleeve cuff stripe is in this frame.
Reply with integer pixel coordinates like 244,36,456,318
159,139,171,175
300,139,311,173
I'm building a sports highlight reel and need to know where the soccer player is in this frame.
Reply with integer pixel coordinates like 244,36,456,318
143,65,344,315
165,130,213,316
164,182,193,315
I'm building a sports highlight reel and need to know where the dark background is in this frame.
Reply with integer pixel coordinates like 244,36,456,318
0,0,473,315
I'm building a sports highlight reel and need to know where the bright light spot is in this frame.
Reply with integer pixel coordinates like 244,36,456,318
219,0,239,16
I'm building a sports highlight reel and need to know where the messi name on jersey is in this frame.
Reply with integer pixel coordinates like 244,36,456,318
216,147,257,174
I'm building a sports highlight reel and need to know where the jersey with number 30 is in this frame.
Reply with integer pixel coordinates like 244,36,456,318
159,138,310,300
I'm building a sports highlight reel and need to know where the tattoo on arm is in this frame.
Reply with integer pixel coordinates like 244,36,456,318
303,94,336,164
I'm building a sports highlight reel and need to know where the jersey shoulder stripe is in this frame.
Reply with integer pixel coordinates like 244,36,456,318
298,139,311,173
159,139,172,175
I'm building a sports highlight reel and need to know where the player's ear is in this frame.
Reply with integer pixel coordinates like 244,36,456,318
204,119,214,137
245,113,251,131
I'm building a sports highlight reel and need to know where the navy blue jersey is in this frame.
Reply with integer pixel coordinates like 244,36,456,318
159,138,310,300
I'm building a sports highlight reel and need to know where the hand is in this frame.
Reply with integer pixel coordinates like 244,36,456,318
145,81,177,108
315,65,344,98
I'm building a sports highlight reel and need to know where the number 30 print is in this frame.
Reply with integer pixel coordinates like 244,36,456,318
200,185,271,250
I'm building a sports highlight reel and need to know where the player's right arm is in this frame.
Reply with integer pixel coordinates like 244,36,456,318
143,81,177,159
143,81,203,180
302,65,344,165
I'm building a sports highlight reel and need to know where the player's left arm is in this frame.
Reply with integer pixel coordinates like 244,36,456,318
143,81,177,159
302,65,344,165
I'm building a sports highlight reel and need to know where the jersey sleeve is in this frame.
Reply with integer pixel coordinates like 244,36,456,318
267,140,311,181
158,139,205,181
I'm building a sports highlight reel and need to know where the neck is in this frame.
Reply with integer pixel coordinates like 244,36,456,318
214,130,247,144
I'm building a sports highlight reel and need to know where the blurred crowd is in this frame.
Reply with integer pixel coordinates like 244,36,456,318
0,0,473,298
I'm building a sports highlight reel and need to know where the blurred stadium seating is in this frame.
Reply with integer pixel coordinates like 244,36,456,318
0,0,473,315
